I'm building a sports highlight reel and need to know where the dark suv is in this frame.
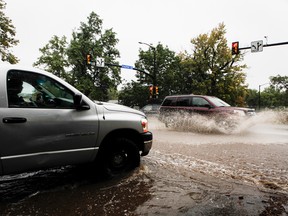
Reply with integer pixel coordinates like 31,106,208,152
159,94,255,127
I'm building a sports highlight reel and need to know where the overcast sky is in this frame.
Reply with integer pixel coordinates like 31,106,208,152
5,0,288,90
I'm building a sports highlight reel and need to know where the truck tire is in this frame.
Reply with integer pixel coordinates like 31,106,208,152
98,137,140,177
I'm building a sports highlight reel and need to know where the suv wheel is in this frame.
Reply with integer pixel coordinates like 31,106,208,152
216,117,237,132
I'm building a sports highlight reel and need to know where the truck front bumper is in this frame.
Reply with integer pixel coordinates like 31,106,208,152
141,131,153,156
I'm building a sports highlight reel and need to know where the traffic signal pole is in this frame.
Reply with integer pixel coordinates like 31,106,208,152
238,41,288,51
105,62,158,101
231,40,288,110
104,63,155,80
85,56,155,87
86,54,158,101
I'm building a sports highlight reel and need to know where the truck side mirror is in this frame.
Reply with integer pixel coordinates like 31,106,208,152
73,93,90,110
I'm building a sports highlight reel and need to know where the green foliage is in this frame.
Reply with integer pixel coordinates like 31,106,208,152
0,0,19,64
33,35,69,79
261,86,283,108
118,81,150,108
270,75,288,91
135,43,181,100
107,87,119,100
34,12,120,101
261,75,288,108
246,75,288,109
245,89,258,108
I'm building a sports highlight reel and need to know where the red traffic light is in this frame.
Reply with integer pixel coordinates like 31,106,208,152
232,42,239,55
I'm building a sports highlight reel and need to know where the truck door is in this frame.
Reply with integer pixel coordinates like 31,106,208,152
0,70,99,174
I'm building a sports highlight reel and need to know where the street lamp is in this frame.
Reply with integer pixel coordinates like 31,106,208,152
258,82,270,111
138,42,157,95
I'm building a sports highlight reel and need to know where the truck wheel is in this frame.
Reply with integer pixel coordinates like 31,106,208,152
98,137,140,177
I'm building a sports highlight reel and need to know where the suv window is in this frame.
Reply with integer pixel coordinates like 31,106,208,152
162,97,177,106
7,70,75,109
206,96,230,107
176,97,190,106
192,97,210,107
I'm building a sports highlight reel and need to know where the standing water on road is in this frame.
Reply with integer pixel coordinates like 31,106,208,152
148,110,288,193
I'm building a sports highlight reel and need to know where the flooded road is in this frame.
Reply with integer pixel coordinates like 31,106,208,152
0,112,288,215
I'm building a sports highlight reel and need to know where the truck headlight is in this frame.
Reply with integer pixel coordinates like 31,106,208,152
141,118,148,132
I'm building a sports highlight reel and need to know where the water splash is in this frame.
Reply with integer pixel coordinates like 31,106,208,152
156,110,287,134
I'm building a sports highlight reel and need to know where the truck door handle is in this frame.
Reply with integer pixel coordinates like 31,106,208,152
3,117,27,123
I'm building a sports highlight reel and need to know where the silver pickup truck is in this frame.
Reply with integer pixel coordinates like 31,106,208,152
0,64,152,177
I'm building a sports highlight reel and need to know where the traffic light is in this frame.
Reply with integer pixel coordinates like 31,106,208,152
86,54,92,65
149,86,153,97
154,86,159,95
232,42,239,55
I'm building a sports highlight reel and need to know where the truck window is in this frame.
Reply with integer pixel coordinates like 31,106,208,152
7,70,74,109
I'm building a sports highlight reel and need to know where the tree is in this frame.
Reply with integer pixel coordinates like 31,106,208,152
260,86,283,108
181,23,247,106
270,75,288,91
34,12,120,101
33,35,69,79
135,43,181,100
270,75,288,107
245,89,258,108
118,81,149,108
66,12,120,101
0,0,19,64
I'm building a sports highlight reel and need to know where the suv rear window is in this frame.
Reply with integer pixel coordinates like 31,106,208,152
176,97,190,106
162,97,177,106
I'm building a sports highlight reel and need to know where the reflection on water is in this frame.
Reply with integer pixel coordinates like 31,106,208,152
0,165,153,215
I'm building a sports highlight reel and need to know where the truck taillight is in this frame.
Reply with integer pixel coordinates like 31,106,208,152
141,118,148,132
